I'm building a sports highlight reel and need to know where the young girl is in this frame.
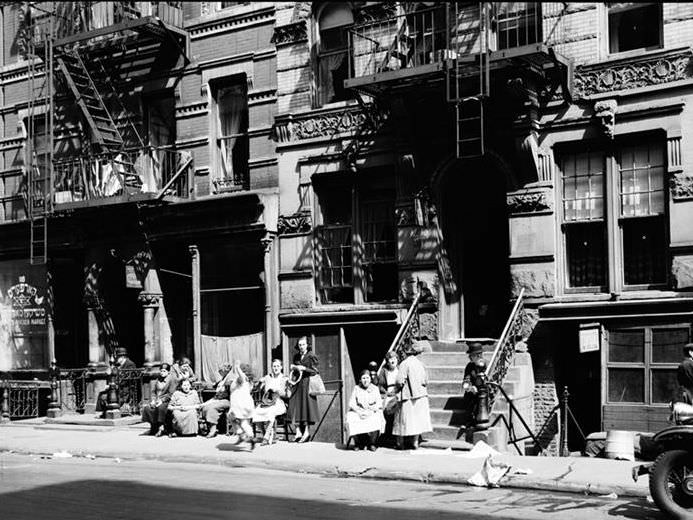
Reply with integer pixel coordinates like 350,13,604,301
252,359,290,445
227,360,256,450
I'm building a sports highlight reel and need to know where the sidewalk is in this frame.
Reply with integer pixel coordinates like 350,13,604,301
0,421,650,498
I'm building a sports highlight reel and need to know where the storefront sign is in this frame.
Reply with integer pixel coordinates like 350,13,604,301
579,322,601,353
125,264,142,289
0,260,48,370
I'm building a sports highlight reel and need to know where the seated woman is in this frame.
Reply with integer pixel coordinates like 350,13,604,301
201,363,233,438
252,359,290,445
141,363,177,437
346,370,385,451
172,357,196,383
168,378,202,437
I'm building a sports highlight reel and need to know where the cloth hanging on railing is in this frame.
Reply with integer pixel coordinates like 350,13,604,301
200,333,264,384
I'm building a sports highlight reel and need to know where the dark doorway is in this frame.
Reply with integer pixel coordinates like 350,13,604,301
52,256,88,368
440,157,510,338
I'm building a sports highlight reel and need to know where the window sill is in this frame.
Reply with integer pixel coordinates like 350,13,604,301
605,46,665,63
314,99,360,111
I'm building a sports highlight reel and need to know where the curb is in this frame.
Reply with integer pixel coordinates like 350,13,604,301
0,444,649,499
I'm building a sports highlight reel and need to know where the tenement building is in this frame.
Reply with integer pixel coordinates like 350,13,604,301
1,2,693,448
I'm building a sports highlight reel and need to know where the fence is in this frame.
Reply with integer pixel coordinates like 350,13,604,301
58,369,88,414
117,368,145,416
1,379,41,420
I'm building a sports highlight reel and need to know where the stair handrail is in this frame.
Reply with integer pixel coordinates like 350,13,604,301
485,288,525,391
378,290,421,372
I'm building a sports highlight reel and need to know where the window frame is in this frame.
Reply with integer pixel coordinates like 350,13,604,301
604,323,690,407
314,2,355,108
556,135,669,296
603,3,664,58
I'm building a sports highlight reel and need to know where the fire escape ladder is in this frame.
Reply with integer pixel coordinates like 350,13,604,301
448,2,491,160
56,50,123,152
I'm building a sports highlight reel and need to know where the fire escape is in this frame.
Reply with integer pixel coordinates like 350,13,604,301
23,1,191,352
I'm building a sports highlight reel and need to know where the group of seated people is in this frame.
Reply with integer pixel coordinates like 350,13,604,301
141,357,289,450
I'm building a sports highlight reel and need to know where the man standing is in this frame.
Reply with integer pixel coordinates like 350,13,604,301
677,343,693,403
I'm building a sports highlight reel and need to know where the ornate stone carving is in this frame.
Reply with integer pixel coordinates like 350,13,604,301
507,191,553,214
355,1,397,23
277,212,312,235
395,206,415,226
574,49,693,97
271,20,307,46
593,99,617,139
273,106,389,142
137,293,161,307
671,174,693,200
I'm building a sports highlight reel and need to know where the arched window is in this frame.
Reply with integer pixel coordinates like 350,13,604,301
316,3,354,106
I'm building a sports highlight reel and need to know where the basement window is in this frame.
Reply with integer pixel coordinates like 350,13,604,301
608,3,662,54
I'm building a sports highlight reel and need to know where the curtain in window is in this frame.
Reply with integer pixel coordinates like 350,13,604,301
217,85,245,180
318,52,346,105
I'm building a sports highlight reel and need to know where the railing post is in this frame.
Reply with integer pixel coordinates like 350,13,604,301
475,373,490,430
561,385,570,457
0,381,9,423
46,359,62,418
105,354,121,420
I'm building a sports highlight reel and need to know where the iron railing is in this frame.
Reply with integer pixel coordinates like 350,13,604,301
116,368,145,416
52,146,192,203
0,380,40,419
485,288,526,406
379,290,422,371
58,368,88,413
348,3,543,81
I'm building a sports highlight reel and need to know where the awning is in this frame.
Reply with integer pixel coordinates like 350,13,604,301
538,297,693,322
279,307,404,328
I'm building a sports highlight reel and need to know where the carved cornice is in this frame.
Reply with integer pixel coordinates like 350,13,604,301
274,105,388,142
671,174,693,201
189,5,275,39
354,1,397,24
271,20,307,46
278,211,312,235
137,293,162,307
507,191,553,214
574,48,693,98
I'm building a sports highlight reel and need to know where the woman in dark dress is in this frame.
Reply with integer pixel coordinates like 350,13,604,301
141,363,177,436
288,336,320,443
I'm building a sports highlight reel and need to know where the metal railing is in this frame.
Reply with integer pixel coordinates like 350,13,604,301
349,5,448,79
116,368,145,416
485,288,525,406
52,146,193,203
486,380,543,455
0,380,40,420
378,290,422,372
58,368,88,414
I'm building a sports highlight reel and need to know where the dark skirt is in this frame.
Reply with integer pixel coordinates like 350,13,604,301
288,375,319,425
141,402,168,426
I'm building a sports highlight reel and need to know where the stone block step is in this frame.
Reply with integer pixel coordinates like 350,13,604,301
428,380,463,395
428,424,466,441
428,395,467,410
420,352,469,366
427,366,466,380
431,408,473,427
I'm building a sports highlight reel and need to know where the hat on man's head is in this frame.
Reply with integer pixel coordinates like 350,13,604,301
115,347,128,357
368,361,378,370
684,343,693,353
467,342,484,356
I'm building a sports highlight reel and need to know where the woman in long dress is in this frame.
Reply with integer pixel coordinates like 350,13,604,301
252,359,289,445
168,378,201,437
141,363,177,436
346,370,385,451
288,336,320,443
393,341,432,450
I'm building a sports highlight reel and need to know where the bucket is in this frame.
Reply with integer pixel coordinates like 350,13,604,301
605,430,634,461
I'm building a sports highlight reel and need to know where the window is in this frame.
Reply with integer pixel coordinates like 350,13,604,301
607,3,662,54
607,326,689,405
213,81,249,190
316,3,354,106
143,91,176,189
559,138,668,292
495,2,542,50
315,179,398,304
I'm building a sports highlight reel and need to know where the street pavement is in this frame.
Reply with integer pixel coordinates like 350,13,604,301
0,421,651,499
0,453,662,519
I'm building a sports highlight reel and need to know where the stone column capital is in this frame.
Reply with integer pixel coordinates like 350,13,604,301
138,293,162,307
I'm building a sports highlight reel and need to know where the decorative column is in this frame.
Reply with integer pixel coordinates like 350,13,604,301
84,295,108,414
46,359,61,419
138,292,161,369
104,354,121,420
189,245,201,378
261,233,275,374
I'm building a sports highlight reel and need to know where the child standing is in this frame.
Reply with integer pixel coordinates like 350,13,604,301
228,360,256,450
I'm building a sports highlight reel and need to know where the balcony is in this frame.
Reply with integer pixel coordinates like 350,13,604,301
51,146,193,210
345,3,557,95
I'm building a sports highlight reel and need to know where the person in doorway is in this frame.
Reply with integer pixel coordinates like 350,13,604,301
368,361,381,388
346,370,384,451
168,378,202,437
288,336,320,443
377,351,400,444
141,363,177,436
252,359,290,445
678,343,693,404
172,357,196,383
227,361,256,450
393,341,432,450
201,363,233,438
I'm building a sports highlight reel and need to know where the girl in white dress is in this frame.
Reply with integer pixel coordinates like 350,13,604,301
227,360,256,450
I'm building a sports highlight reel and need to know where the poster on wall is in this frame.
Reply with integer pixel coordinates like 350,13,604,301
579,322,601,354
0,260,48,371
